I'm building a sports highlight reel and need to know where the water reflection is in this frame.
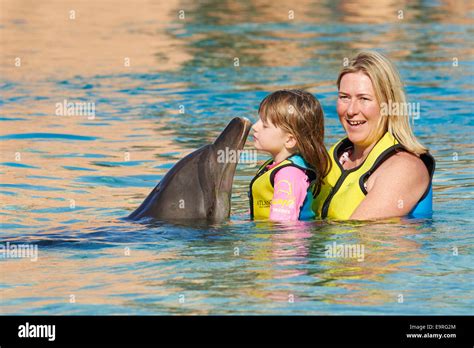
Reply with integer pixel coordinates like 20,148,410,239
1,0,473,314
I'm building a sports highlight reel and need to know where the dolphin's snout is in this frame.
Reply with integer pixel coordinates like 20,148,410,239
213,117,251,151
240,116,252,126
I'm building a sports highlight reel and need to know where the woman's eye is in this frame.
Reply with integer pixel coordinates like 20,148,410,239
361,97,371,101
339,95,349,100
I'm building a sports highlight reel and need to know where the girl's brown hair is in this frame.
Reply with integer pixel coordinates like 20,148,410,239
258,89,331,193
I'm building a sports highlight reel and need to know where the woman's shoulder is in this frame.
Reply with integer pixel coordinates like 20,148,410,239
376,150,430,185
390,150,427,168
363,150,430,206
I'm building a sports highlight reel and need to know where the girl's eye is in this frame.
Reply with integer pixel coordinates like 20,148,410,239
339,95,349,100
361,97,371,101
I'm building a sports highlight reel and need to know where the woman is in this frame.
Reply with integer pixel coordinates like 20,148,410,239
313,51,435,220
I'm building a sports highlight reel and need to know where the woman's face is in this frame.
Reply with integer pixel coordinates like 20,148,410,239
337,72,381,147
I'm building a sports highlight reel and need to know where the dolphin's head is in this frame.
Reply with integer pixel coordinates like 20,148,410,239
209,117,252,220
128,117,252,222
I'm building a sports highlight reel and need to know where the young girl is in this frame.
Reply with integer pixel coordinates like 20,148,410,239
249,89,330,221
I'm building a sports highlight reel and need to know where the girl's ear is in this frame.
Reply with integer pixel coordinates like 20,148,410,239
285,133,297,150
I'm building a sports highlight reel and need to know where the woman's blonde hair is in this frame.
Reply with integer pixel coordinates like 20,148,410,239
337,50,428,155
258,89,331,193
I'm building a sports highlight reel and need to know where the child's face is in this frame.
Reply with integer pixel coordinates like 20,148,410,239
251,116,290,156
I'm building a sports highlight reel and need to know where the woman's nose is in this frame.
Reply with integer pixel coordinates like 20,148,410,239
347,99,360,116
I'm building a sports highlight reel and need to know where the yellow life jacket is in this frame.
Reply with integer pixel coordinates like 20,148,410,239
249,155,317,220
312,132,435,220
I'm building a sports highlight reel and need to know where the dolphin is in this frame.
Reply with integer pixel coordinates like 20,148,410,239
127,117,252,222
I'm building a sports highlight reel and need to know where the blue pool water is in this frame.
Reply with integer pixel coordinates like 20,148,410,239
0,1,473,315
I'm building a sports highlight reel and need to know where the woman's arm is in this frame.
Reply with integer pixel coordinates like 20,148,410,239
350,152,430,220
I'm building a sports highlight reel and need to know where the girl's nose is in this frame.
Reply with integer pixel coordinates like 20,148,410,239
251,120,260,132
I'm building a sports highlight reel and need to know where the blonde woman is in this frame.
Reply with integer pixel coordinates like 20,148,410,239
313,51,435,220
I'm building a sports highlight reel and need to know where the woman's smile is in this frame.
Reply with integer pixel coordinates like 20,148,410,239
345,117,367,128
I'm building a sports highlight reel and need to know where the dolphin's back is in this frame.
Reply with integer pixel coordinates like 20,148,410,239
127,145,215,221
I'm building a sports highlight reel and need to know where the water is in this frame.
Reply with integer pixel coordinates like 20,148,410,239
1,1,473,315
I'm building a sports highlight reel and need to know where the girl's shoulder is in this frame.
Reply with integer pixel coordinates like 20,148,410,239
274,165,311,186
276,165,308,177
